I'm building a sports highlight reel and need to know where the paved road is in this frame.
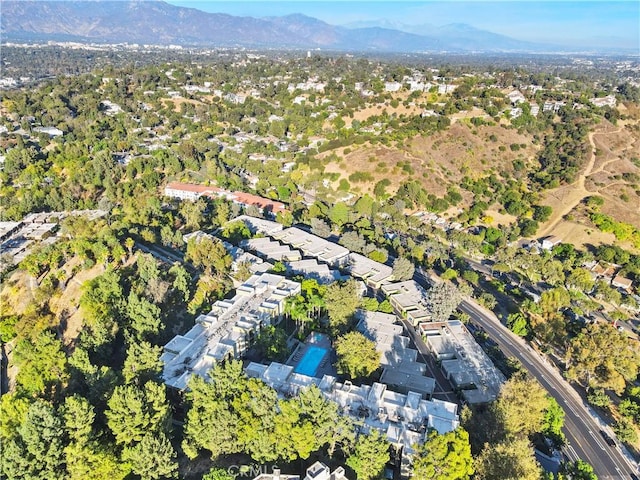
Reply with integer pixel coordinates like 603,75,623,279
459,299,638,480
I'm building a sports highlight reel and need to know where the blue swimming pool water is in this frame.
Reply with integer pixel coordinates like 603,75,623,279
294,345,327,377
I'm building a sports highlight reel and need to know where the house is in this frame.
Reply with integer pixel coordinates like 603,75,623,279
164,181,220,201
589,95,617,108
33,126,63,137
381,281,430,325
611,275,633,291
507,90,526,105
530,103,540,116
384,81,402,92
540,235,562,250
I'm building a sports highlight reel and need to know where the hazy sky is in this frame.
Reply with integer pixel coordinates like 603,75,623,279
168,1,640,49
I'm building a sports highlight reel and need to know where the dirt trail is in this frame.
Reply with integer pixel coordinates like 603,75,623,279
537,127,623,237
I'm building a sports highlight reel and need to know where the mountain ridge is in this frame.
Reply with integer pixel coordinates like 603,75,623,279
0,0,628,53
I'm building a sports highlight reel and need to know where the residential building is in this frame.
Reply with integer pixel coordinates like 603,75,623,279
356,310,435,399
346,253,394,288
253,463,348,480
589,95,617,108
245,362,460,456
507,90,526,105
381,281,431,325
272,227,350,267
161,272,301,390
419,320,505,404
540,235,562,250
612,275,633,292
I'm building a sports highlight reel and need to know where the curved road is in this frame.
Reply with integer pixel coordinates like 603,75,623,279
459,299,638,480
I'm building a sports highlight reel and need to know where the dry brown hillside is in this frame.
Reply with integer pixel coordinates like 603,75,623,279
319,122,539,197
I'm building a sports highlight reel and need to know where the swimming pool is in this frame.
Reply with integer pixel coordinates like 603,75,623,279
294,345,328,377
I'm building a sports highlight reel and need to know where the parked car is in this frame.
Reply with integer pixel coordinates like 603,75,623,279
600,430,616,447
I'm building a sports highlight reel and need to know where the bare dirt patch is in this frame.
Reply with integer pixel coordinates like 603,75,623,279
537,116,640,249
48,261,106,345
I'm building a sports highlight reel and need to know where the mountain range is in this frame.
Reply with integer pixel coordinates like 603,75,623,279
0,0,614,53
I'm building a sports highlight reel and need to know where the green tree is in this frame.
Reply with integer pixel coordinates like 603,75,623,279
254,325,289,362
539,287,571,317
125,291,161,340
122,341,163,384
123,431,178,479
169,263,191,302
411,428,474,480
507,312,529,337
392,257,415,281
558,460,597,480
541,396,565,445
613,417,638,444
63,395,94,444
203,468,236,480
494,373,548,439
185,236,232,275
329,202,350,229
428,282,462,323
346,430,390,480
566,323,640,394
566,268,595,292
474,439,541,480
105,381,171,446
335,331,381,380
325,280,361,332
0,400,65,480
13,331,68,397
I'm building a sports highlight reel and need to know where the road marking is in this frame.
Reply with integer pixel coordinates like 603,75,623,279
566,445,579,461
588,430,606,450
615,467,622,475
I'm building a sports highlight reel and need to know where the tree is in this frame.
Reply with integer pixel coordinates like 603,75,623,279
122,341,163,384
506,312,529,337
105,381,171,446
13,331,69,397
325,280,361,332
566,268,595,292
125,291,161,340
558,460,597,480
123,431,178,479
566,323,640,394
169,263,191,302
329,202,350,229
494,373,548,439
541,396,565,445
254,325,289,362
185,236,232,275
411,428,474,480
346,430,390,480
427,283,462,323
0,400,66,480
474,439,541,480
203,468,236,480
335,332,381,380
539,287,571,317
392,257,415,281
613,417,638,444
311,217,331,238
